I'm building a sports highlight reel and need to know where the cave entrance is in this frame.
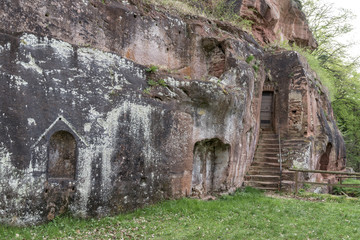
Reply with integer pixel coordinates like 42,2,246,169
191,138,230,197
48,131,77,180
260,91,274,130
319,143,332,176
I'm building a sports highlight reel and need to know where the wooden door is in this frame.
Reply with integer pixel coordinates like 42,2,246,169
260,91,273,129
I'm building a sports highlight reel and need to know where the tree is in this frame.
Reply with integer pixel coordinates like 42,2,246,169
301,0,356,63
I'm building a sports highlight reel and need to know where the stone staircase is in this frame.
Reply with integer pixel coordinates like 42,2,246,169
244,131,295,191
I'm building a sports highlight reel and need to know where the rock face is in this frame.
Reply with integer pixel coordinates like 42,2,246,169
238,0,317,48
0,0,343,225
264,52,346,182
175,0,317,48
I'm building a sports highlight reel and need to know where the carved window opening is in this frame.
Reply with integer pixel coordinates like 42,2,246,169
191,139,230,197
48,131,77,180
260,91,274,130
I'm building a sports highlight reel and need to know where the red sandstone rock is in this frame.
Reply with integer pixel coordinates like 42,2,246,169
0,0,343,226
238,0,317,48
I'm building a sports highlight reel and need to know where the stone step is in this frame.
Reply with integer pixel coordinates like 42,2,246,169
245,131,298,192
251,162,280,167
279,180,295,191
257,145,280,150
255,152,279,158
257,146,279,152
244,181,279,189
251,186,279,191
261,135,278,139
247,166,280,176
259,139,279,144
261,132,277,135
247,168,294,176
282,140,308,144
282,143,309,148
256,148,280,152
244,180,295,190
248,165,280,170
253,157,279,163
245,175,280,182
281,170,296,181
257,143,279,146
260,136,278,140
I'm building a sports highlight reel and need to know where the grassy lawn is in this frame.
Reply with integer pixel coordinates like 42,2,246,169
1,188,360,239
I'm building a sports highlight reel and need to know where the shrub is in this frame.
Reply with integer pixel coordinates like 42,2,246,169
246,55,254,63
145,65,159,73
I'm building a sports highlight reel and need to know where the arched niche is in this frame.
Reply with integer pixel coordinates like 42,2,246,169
48,131,77,180
319,143,332,178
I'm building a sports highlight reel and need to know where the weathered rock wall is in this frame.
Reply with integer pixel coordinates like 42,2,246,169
173,0,317,48
0,0,343,225
238,0,317,48
0,31,263,225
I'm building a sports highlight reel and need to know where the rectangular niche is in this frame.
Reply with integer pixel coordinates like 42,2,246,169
48,131,77,180
191,138,230,197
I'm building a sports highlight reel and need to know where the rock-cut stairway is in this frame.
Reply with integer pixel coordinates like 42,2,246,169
244,131,283,191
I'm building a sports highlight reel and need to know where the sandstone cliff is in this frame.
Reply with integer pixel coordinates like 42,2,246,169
0,0,344,225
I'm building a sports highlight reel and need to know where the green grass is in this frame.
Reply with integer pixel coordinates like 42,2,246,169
1,188,360,239
333,178,360,197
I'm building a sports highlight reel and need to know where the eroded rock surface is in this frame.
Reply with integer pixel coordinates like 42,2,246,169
238,0,317,47
0,0,342,225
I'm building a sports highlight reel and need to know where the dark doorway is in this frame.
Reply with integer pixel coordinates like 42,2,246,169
48,131,77,180
260,91,274,130
320,143,332,173
191,139,230,197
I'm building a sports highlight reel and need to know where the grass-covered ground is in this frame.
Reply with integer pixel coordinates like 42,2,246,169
1,188,360,239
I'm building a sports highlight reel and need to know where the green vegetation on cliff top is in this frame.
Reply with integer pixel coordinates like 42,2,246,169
145,0,253,30
1,188,360,239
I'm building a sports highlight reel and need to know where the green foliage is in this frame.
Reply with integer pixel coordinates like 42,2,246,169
147,79,158,86
147,79,167,87
144,78,167,94
158,79,167,87
208,0,253,30
302,0,356,62
2,189,360,239
333,178,360,197
143,87,151,94
245,55,254,63
145,65,159,73
245,55,260,73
